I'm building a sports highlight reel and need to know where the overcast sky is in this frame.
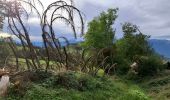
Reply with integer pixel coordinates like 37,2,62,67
3,0,170,41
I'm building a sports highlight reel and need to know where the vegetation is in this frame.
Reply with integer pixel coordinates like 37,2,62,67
82,8,118,49
0,37,11,67
114,23,163,76
116,23,153,61
0,0,168,99
7,71,149,100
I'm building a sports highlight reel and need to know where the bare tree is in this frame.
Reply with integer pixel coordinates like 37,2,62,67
0,0,85,72
0,0,114,76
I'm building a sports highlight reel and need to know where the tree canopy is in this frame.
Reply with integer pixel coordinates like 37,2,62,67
116,22,153,61
83,8,118,49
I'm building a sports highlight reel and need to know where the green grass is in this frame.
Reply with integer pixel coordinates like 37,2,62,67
9,58,64,70
7,71,149,100
139,70,170,100
6,57,169,100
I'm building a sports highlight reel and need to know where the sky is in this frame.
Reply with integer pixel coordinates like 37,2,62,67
2,0,170,41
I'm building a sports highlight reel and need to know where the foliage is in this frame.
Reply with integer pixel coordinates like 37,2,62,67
136,70,170,100
126,55,164,80
119,89,149,100
116,22,153,61
137,55,163,76
7,71,149,100
113,53,130,75
82,8,118,49
41,71,107,91
81,9,118,75
114,22,164,76
0,0,165,98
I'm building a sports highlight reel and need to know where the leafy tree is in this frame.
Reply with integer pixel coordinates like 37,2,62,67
115,22,164,76
83,8,118,49
116,22,153,61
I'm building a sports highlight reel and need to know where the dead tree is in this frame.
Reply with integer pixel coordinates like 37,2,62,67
0,0,85,72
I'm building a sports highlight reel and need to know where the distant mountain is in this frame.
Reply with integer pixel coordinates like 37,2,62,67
20,38,170,59
149,39,170,59
31,38,84,47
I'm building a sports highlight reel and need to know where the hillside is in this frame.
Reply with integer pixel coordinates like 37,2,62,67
1,0,169,99
31,39,170,59
6,71,149,100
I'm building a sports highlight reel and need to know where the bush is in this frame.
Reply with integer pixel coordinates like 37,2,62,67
138,55,163,76
112,54,130,75
7,71,150,100
120,89,149,100
47,71,107,91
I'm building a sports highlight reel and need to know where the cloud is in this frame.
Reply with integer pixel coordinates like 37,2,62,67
0,32,11,38
74,0,170,39
3,0,170,41
116,0,170,38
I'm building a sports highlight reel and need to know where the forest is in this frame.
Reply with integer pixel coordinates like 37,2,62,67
0,0,170,100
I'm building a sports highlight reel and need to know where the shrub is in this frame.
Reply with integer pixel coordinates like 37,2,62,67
112,54,130,75
7,71,150,100
138,55,163,76
126,71,138,80
35,70,53,81
53,71,105,91
119,89,149,100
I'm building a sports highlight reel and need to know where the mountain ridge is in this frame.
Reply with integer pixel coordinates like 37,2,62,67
21,39,170,59
149,39,170,59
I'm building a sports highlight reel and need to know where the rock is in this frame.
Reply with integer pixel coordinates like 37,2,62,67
0,69,10,97
130,62,139,75
0,75,10,97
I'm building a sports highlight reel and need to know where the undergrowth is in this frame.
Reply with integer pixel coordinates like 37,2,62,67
7,71,150,100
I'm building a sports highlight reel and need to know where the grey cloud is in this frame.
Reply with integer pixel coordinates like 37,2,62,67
76,0,170,39
4,0,170,40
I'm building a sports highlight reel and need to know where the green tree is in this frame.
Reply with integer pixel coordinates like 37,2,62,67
114,23,163,75
116,22,153,61
83,8,118,49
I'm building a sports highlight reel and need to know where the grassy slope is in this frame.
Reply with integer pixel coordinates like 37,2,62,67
6,72,149,100
139,70,170,100
5,58,170,100
9,58,63,71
